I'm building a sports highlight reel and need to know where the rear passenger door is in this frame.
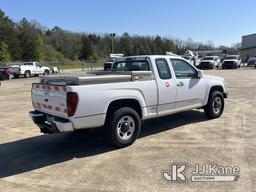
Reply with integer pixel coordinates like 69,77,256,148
154,58,176,115
170,59,206,111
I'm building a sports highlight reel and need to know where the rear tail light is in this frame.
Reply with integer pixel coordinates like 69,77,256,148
67,92,78,117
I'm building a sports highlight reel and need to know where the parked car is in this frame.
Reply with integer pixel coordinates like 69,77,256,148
104,59,114,71
247,57,256,67
29,55,228,148
0,67,11,80
198,56,221,69
222,55,241,69
10,62,50,78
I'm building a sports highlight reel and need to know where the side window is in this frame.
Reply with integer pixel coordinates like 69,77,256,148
35,63,40,67
155,58,172,79
170,59,197,79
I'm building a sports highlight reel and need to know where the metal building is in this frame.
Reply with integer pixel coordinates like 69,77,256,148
240,33,256,62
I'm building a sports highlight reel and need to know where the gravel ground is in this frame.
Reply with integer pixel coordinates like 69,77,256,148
0,68,255,192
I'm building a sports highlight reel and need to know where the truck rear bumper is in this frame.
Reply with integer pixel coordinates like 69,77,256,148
29,111,73,134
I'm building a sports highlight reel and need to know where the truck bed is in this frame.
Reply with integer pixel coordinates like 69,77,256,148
40,71,153,85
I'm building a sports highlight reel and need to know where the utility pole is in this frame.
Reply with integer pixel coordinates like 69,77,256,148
110,33,116,54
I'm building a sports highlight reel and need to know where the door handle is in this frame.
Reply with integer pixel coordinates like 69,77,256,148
177,81,184,87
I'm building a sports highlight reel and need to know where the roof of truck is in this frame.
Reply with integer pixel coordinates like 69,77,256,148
115,55,183,61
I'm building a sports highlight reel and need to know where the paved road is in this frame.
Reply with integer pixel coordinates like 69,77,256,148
0,68,256,192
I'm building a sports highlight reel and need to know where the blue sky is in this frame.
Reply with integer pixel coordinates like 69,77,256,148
1,0,255,46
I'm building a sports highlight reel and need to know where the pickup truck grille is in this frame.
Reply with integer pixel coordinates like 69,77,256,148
224,61,234,65
199,62,212,69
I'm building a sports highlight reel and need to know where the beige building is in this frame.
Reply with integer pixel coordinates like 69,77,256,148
240,33,256,62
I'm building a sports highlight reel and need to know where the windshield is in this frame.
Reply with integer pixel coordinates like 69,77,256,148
225,56,238,60
112,60,150,71
203,57,214,60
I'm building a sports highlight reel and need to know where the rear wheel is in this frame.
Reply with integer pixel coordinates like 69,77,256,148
204,91,224,119
24,70,30,78
105,107,141,148
13,74,19,78
44,70,49,76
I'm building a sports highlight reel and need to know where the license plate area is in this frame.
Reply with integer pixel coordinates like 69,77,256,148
46,115,54,125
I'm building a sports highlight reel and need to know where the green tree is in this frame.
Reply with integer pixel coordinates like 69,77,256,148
18,18,41,60
79,35,93,60
0,9,20,60
35,35,45,61
120,32,133,56
0,42,11,61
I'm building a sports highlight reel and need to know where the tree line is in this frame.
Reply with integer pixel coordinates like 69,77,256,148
0,9,239,64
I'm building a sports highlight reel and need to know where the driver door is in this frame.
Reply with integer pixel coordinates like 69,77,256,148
35,62,43,74
170,59,206,111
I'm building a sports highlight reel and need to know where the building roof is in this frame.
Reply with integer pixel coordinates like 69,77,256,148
242,33,256,38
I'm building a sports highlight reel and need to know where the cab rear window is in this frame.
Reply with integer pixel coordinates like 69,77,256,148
112,61,150,71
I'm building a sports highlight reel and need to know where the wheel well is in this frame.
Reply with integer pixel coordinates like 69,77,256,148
210,86,224,94
209,86,227,98
25,70,31,73
106,99,142,118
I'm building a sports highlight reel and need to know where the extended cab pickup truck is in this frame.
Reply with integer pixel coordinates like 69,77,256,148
29,55,228,148
10,62,50,78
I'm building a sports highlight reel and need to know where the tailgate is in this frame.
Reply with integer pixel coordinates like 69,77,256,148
9,67,20,74
32,83,68,118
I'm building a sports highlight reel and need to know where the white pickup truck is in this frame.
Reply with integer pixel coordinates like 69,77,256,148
10,62,50,78
29,55,228,148
222,55,241,69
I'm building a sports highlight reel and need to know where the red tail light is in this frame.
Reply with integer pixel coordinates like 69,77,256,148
6,69,10,75
67,92,78,117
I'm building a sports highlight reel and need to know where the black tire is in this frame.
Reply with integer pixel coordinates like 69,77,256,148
105,107,141,148
13,74,19,78
204,91,224,119
24,70,30,78
44,70,49,76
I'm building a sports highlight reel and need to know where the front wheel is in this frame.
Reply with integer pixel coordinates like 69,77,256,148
105,107,141,148
204,91,224,119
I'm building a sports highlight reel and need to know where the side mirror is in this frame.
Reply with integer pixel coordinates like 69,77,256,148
197,70,204,78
